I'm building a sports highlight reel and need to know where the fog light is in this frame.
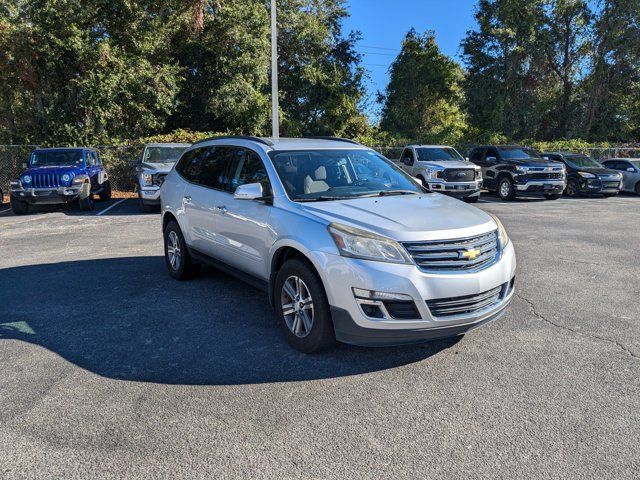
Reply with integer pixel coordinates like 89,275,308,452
361,304,385,319
353,288,412,301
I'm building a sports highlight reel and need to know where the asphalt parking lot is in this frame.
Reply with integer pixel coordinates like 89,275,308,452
1,194,639,479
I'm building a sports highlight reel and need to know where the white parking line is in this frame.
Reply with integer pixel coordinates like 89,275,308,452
96,199,127,216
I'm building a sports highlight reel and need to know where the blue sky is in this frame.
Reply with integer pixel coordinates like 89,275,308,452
343,0,478,118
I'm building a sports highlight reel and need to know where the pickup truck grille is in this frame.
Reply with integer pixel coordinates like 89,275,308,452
426,285,504,317
443,168,475,182
403,231,499,273
32,173,62,188
154,173,168,186
526,172,563,180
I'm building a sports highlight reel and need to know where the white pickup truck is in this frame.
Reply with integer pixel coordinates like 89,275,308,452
399,145,482,202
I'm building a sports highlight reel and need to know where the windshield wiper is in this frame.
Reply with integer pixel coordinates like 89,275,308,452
295,196,354,202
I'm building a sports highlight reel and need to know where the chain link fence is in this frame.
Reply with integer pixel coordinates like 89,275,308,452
3,144,640,197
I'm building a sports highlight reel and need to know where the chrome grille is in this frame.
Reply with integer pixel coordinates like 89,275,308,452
426,285,504,317
443,168,475,182
526,172,563,180
33,173,61,188
403,231,499,273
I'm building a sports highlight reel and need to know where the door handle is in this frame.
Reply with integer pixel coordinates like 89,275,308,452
216,205,228,214
183,195,192,204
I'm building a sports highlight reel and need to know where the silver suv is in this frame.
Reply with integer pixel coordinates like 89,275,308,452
161,136,516,353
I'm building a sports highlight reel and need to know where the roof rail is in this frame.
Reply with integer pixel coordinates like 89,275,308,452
303,136,361,145
192,135,274,147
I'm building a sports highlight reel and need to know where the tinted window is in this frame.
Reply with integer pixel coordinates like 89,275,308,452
196,147,233,189
31,149,84,167
497,147,541,160
469,148,483,162
416,147,464,162
144,146,189,164
176,147,206,183
224,148,270,193
564,155,602,168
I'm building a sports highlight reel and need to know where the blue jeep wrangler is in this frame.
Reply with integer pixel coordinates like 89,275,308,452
10,147,112,214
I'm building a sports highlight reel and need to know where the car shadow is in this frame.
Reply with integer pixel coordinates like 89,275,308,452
0,257,457,386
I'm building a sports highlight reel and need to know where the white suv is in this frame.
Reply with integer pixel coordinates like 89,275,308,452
161,136,516,353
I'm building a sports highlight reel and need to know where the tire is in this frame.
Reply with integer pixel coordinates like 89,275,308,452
10,196,29,215
463,195,479,203
164,220,199,280
497,177,516,201
78,194,94,211
602,193,618,198
99,180,112,201
544,194,561,200
274,258,336,353
0,188,3,207
635,182,640,196
565,178,580,197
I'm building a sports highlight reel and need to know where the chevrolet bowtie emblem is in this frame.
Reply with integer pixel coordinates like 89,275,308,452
460,248,481,260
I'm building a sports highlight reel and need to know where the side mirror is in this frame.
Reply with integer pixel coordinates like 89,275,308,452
22,162,27,169
234,182,264,200
465,157,470,162
402,157,411,166
627,167,635,172
486,156,497,163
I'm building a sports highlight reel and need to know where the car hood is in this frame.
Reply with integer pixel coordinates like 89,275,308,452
298,193,496,242
579,167,620,176
509,159,563,168
420,160,478,169
140,161,176,173
22,165,85,177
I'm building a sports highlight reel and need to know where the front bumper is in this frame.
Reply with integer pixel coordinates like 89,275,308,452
139,185,161,205
10,185,89,204
514,179,565,196
310,241,517,346
578,178,622,194
427,180,482,197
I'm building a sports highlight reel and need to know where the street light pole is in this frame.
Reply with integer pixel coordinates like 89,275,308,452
270,0,279,140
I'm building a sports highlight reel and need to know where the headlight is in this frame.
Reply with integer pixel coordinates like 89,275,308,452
328,223,412,264
578,171,596,178
22,175,32,184
475,168,482,179
515,165,529,174
141,172,153,186
61,173,71,184
72,174,89,185
488,213,510,249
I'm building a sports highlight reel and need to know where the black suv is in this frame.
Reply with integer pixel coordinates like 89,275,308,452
469,146,566,200
542,152,622,197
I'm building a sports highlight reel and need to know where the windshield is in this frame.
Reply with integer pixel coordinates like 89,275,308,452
143,146,188,164
30,150,84,167
269,149,424,202
416,147,465,162
565,155,602,169
498,148,542,160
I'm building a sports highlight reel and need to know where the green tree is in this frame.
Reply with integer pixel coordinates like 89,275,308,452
379,29,467,144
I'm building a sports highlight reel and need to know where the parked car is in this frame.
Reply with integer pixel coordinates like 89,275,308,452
161,136,516,353
9,147,111,214
399,145,482,202
601,159,640,195
469,145,566,200
136,143,190,212
542,152,622,197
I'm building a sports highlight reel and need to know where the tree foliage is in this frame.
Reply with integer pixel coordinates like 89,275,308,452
379,29,467,144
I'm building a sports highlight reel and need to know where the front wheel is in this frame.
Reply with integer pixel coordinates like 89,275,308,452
99,180,112,201
565,178,580,197
10,196,29,215
78,194,94,211
497,177,516,200
635,182,640,196
275,258,336,353
544,194,561,200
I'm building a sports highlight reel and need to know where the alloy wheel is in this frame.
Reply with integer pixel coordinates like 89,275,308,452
167,230,182,271
281,275,314,338
499,180,511,198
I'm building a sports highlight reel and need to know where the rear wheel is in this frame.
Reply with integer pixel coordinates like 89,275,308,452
10,196,29,215
635,182,640,196
497,177,516,200
78,194,94,211
99,180,112,201
164,220,199,280
275,258,336,353
544,194,561,200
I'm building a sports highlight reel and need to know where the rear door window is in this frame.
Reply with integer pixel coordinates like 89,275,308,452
224,148,271,194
